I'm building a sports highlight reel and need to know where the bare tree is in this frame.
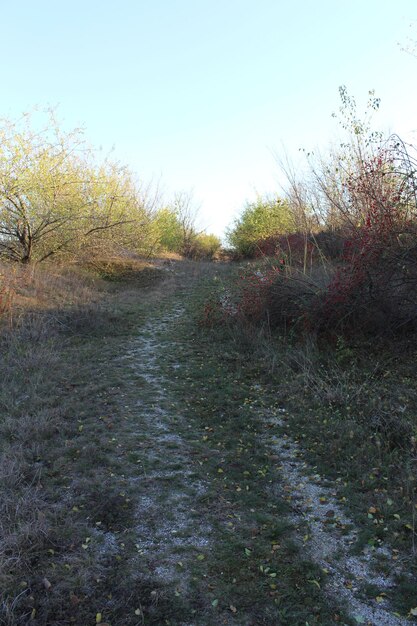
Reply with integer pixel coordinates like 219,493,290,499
172,191,201,257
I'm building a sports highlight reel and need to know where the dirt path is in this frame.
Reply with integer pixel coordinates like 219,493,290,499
4,262,414,626
264,413,410,626
112,266,414,625
120,304,212,594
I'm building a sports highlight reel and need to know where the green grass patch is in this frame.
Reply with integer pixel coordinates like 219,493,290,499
158,297,352,624
193,266,417,619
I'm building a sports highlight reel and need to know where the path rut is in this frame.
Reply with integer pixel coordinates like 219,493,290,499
120,304,211,595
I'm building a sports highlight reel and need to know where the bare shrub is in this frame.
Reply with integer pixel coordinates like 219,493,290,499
266,265,329,332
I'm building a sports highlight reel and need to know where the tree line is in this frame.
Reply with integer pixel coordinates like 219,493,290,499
0,110,221,264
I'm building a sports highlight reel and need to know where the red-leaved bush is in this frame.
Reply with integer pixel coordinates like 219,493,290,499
317,142,417,334
199,265,283,328
234,266,282,321
255,233,316,268
203,138,417,338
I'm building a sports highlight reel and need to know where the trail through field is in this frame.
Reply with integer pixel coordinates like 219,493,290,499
3,262,415,626
120,304,212,593
264,414,410,626
109,264,413,625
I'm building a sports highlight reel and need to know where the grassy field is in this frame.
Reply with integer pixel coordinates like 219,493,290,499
190,264,417,622
0,258,415,625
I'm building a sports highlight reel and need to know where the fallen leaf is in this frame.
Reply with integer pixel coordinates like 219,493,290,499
308,579,321,589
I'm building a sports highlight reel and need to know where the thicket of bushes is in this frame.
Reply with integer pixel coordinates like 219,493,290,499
153,195,221,260
226,195,294,258
0,110,220,266
219,89,417,339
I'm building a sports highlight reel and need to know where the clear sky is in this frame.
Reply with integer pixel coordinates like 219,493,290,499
1,1,416,237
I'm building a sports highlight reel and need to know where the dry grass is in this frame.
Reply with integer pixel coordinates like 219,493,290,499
0,256,158,622
0,260,103,324
282,336,378,406
0,254,201,625
0,264,81,583
0,323,60,616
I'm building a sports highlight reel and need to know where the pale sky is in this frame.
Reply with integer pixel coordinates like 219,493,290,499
1,1,416,236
